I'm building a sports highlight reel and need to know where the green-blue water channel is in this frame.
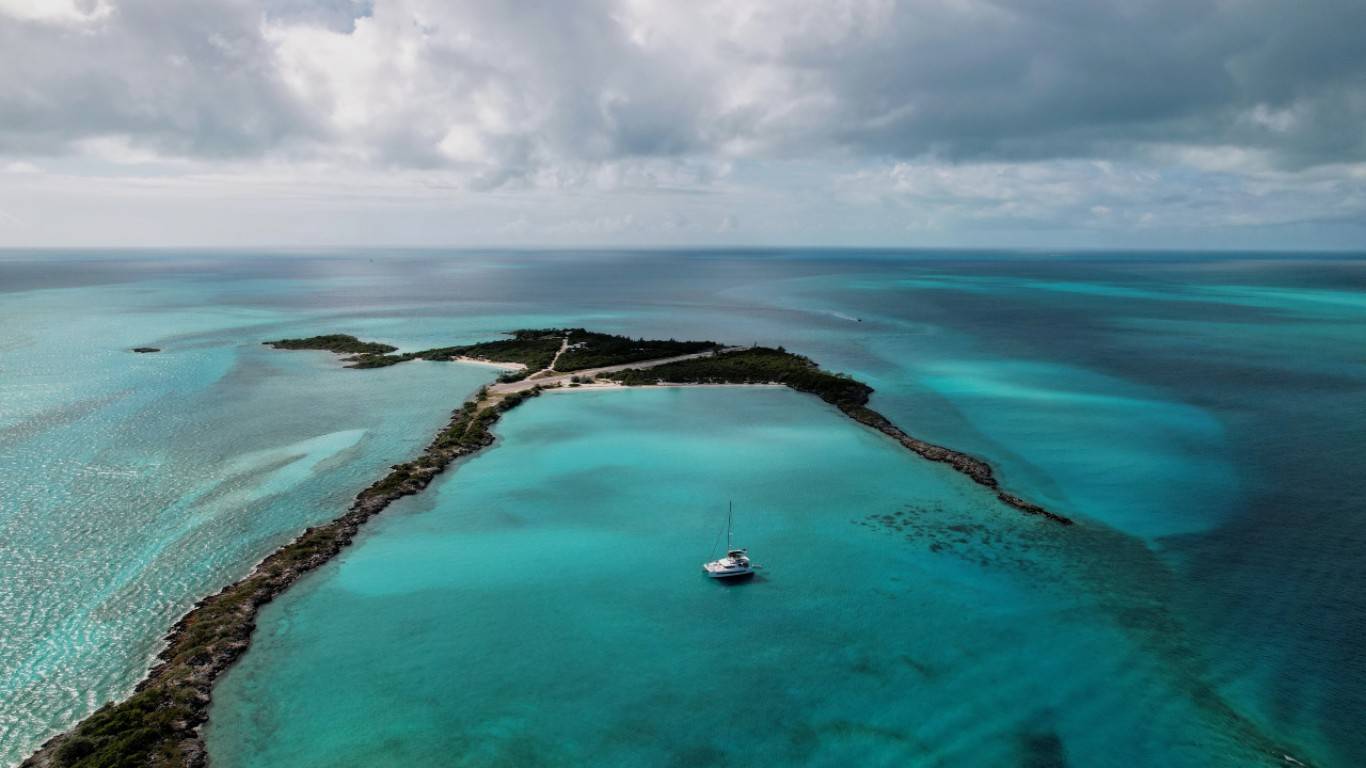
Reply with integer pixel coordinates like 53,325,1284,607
207,388,1274,767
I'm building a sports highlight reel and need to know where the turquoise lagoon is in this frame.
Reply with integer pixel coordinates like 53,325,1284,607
3,250,1365,766
207,387,1277,767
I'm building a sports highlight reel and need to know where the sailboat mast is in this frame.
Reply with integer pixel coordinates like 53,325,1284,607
727,501,733,551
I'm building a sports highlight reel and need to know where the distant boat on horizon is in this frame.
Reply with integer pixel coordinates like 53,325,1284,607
703,501,754,580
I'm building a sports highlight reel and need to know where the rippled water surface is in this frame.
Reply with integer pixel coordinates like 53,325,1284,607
3,249,1364,766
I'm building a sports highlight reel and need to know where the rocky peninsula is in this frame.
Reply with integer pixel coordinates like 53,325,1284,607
24,328,1068,768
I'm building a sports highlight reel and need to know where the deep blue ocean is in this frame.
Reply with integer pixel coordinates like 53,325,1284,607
1,249,1363,766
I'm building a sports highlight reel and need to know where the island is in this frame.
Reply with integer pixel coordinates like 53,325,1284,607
24,328,1069,768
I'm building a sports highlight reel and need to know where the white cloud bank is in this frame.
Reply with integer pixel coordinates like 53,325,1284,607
1,0,1364,247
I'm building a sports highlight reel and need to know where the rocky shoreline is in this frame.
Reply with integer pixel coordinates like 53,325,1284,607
839,404,1072,525
22,383,545,768
600,346,1072,526
24,330,1068,768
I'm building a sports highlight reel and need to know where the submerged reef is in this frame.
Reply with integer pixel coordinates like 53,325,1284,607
26,329,1065,768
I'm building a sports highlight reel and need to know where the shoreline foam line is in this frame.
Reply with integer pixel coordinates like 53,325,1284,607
22,329,1067,768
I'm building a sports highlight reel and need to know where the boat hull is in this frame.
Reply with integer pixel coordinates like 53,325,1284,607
703,567,754,579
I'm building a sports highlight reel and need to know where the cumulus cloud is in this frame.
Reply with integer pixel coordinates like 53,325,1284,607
0,0,1363,245
0,0,321,160
8,0,1363,171
0,0,114,24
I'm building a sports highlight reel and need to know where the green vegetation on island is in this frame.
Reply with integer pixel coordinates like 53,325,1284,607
264,334,393,354
605,347,872,409
393,330,566,370
553,329,718,371
265,334,397,356
263,329,719,374
264,330,564,371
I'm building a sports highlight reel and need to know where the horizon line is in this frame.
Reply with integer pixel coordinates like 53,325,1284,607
2,244,1364,255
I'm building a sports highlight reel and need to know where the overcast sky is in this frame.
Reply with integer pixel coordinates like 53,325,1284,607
1,0,1364,248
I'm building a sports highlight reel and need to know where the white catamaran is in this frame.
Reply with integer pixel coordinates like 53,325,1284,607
702,502,754,579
